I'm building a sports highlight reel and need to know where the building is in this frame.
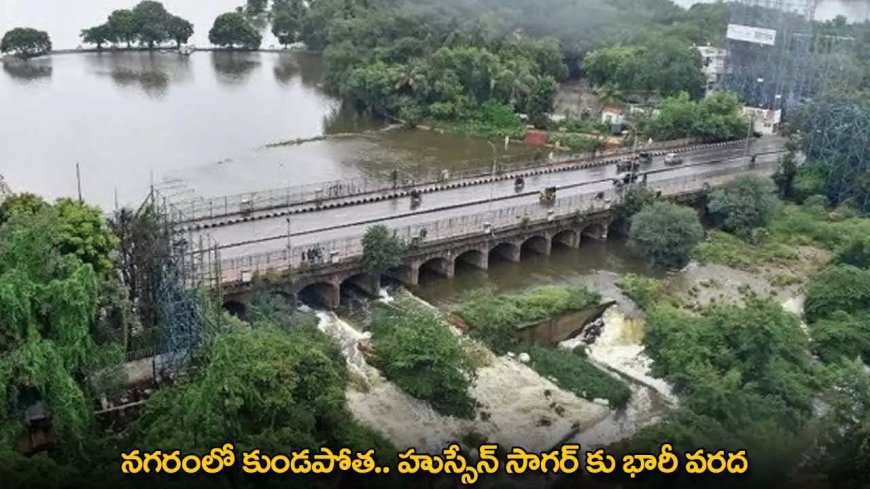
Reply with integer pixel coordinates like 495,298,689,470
696,46,729,94
600,106,625,125
742,106,782,135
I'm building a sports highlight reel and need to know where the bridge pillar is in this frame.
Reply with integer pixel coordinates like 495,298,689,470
387,264,420,287
321,285,340,310
582,223,609,241
553,230,581,249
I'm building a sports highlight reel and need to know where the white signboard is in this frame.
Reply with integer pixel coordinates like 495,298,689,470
727,24,777,46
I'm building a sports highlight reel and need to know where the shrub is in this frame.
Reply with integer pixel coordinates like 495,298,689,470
804,265,870,323
833,237,870,269
629,201,704,268
617,274,667,310
707,175,780,237
810,310,870,364
369,305,477,418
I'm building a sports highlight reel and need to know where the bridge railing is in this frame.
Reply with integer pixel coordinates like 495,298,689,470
172,137,727,224
204,157,778,284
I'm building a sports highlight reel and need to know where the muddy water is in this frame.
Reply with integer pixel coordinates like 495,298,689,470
0,50,535,209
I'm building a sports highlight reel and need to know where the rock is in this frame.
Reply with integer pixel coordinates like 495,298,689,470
544,389,552,397
518,352,531,363
555,405,566,417
593,398,610,407
536,417,552,427
507,352,516,358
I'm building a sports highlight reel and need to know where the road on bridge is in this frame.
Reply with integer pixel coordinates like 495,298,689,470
200,136,786,259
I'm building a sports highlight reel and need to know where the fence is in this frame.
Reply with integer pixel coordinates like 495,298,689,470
204,157,778,284
171,137,738,223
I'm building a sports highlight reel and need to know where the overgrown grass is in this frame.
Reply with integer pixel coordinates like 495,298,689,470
430,101,527,139
617,274,668,310
693,230,800,271
528,346,631,409
549,132,604,152
770,203,870,250
456,286,602,354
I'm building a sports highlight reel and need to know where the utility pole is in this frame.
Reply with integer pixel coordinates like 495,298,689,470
75,163,83,202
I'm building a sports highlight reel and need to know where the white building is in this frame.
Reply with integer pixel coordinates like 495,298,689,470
742,106,782,135
696,46,729,94
600,106,625,125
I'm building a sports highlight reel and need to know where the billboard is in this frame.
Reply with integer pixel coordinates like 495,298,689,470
726,24,777,46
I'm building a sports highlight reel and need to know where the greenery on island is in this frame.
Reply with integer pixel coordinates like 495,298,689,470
629,201,704,268
209,12,263,50
707,175,780,238
0,27,51,58
361,225,407,275
617,274,668,311
80,1,193,49
368,304,477,418
528,346,631,409
636,91,750,142
583,38,705,99
456,286,602,355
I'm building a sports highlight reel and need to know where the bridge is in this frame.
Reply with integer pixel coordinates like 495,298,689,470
171,136,786,313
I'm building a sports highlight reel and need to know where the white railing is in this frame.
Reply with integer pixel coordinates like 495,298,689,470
202,157,778,284
172,138,747,223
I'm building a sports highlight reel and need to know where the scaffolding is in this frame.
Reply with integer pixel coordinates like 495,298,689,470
138,187,222,379
721,0,854,115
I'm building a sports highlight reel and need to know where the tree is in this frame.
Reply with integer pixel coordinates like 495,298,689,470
809,310,870,364
707,175,780,237
131,1,171,48
804,265,870,323
629,201,704,268
0,27,51,58
0,192,49,224
166,15,194,47
361,224,406,274
209,12,263,49
80,24,113,50
245,0,269,17
107,9,137,48
53,199,119,277
834,236,870,269
272,9,301,47
369,305,477,418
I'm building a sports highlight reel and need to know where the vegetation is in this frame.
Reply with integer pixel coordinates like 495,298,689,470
209,12,263,50
707,175,780,238
528,346,631,409
1,27,51,58
272,0,305,47
368,304,477,418
617,274,667,310
629,201,704,268
80,1,193,49
360,225,406,275
583,37,705,98
804,265,870,324
637,91,749,142
456,286,602,355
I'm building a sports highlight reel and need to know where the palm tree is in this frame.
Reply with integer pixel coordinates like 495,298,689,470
597,83,626,109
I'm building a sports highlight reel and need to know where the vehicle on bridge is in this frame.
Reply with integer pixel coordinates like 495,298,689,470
514,176,525,192
410,189,422,209
540,186,557,204
664,153,684,166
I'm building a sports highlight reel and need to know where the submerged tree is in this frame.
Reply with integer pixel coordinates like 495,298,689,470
0,28,52,58
80,24,114,50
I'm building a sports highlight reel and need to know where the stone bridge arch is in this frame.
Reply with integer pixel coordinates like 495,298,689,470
222,300,249,320
340,272,380,298
418,256,455,283
296,281,340,309
454,248,488,270
489,241,521,264
581,222,609,241
521,234,552,257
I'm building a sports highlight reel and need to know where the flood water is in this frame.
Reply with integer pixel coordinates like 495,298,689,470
415,237,663,310
0,50,534,209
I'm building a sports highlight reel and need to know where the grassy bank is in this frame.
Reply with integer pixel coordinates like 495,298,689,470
455,285,631,409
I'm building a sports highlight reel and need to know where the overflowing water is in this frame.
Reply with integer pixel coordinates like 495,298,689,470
313,292,611,453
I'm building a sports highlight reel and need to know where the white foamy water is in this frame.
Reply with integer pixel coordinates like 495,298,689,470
563,306,677,447
315,304,610,453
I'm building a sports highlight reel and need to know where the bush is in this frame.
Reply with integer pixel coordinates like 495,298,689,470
617,274,667,310
629,201,704,268
456,286,602,354
803,194,829,211
804,265,870,323
369,305,477,418
528,346,631,409
693,230,799,271
791,164,826,203
550,132,604,152
706,175,780,237
810,310,870,364
833,237,870,269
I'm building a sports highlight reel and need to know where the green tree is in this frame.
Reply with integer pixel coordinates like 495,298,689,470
80,24,113,50
166,15,194,47
107,9,137,48
209,12,263,49
246,0,269,17
0,192,49,225
53,199,119,277
272,9,301,46
834,236,870,269
131,1,171,48
629,201,704,268
809,310,870,364
804,265,870,323
361,224,406,274
369,305,477,418
0,27,52,58
707,175,780,237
